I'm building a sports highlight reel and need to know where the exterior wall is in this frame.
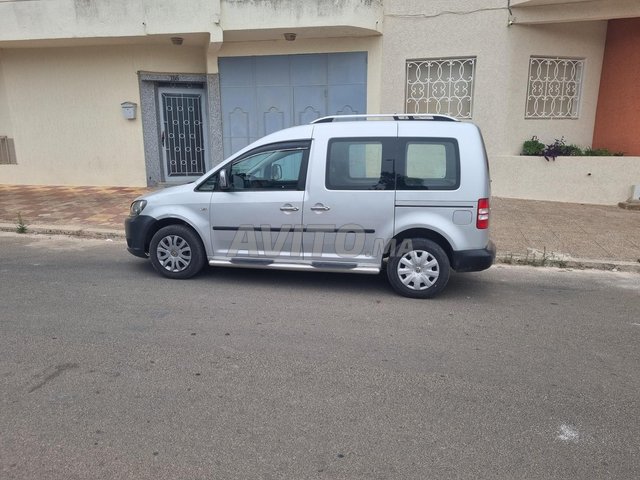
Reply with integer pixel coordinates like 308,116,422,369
491,155,640,205
0,35,382,187
0,0,221,43
503,21,607,155
380,1,607,156
379,2,629,203
0,53,13,137
0,45,206,186
592,18,640,156
221,0,382,38
0,0,637,203
510,0,640,24
381,0,510,158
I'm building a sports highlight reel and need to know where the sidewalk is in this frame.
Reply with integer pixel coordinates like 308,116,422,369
1,184,639,272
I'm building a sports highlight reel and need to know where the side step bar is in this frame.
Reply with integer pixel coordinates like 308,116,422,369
209,259,380,275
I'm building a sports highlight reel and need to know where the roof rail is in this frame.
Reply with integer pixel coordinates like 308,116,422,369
311,114,459,124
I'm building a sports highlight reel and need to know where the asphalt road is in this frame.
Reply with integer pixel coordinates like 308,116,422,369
1,232,639,479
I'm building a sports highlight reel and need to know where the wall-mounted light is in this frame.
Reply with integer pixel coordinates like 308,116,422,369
121,101,137,120
171,36,184,45
283,33,297,41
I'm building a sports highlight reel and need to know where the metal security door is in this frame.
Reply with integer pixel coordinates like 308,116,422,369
158,87,209,181
219,52,367,157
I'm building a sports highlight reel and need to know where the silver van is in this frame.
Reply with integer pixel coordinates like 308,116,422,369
125,115,495,298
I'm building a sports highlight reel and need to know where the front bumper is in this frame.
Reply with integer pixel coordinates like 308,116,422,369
451,240,496,272
124,215,156,258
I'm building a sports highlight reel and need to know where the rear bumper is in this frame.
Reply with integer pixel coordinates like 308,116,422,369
451,240,496,272
124,215,156,258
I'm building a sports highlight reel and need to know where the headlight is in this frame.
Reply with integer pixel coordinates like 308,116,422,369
129,200,147,216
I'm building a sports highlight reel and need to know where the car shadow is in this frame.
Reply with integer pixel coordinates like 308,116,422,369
126,258,494,301
200,264,392,295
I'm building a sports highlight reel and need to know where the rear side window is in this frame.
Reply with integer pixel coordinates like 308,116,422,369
398,138,460,190
326,139,394,190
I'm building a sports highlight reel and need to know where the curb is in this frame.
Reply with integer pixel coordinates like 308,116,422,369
0,223,124,239
495,252,640,274
618,201,640,211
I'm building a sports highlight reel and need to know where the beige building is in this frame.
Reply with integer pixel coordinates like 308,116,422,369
1,0,639,204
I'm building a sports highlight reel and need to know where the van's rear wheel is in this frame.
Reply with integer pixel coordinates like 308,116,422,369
149,225,205,279
386,238,450,298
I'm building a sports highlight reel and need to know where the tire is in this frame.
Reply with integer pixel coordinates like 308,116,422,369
386,238,450,299
149,225,206,279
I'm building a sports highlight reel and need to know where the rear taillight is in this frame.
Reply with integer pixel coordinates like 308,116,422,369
477,198,490,229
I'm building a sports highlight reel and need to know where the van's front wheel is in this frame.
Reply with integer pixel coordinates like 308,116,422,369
386,238,450,298
149,225,205,279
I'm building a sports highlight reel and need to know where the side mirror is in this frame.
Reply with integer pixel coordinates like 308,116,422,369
219,168,230,190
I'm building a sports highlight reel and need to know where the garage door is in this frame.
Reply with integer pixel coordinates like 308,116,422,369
219,52,367,156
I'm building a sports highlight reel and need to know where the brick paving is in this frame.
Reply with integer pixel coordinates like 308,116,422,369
0,185,152,229
1,184,639,264
491,197,640,262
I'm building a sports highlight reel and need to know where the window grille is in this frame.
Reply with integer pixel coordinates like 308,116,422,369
0,136,17,165
406,57,476,119
526,57,584,119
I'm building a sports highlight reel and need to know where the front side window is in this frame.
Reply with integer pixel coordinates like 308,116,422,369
406,57,476,119
229,149,304,190
526,56,584,119
326,139,393,190
397,139,460,190
196,142,309,192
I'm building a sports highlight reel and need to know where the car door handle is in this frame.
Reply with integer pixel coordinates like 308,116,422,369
310,204,331,212
280,204,299,212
